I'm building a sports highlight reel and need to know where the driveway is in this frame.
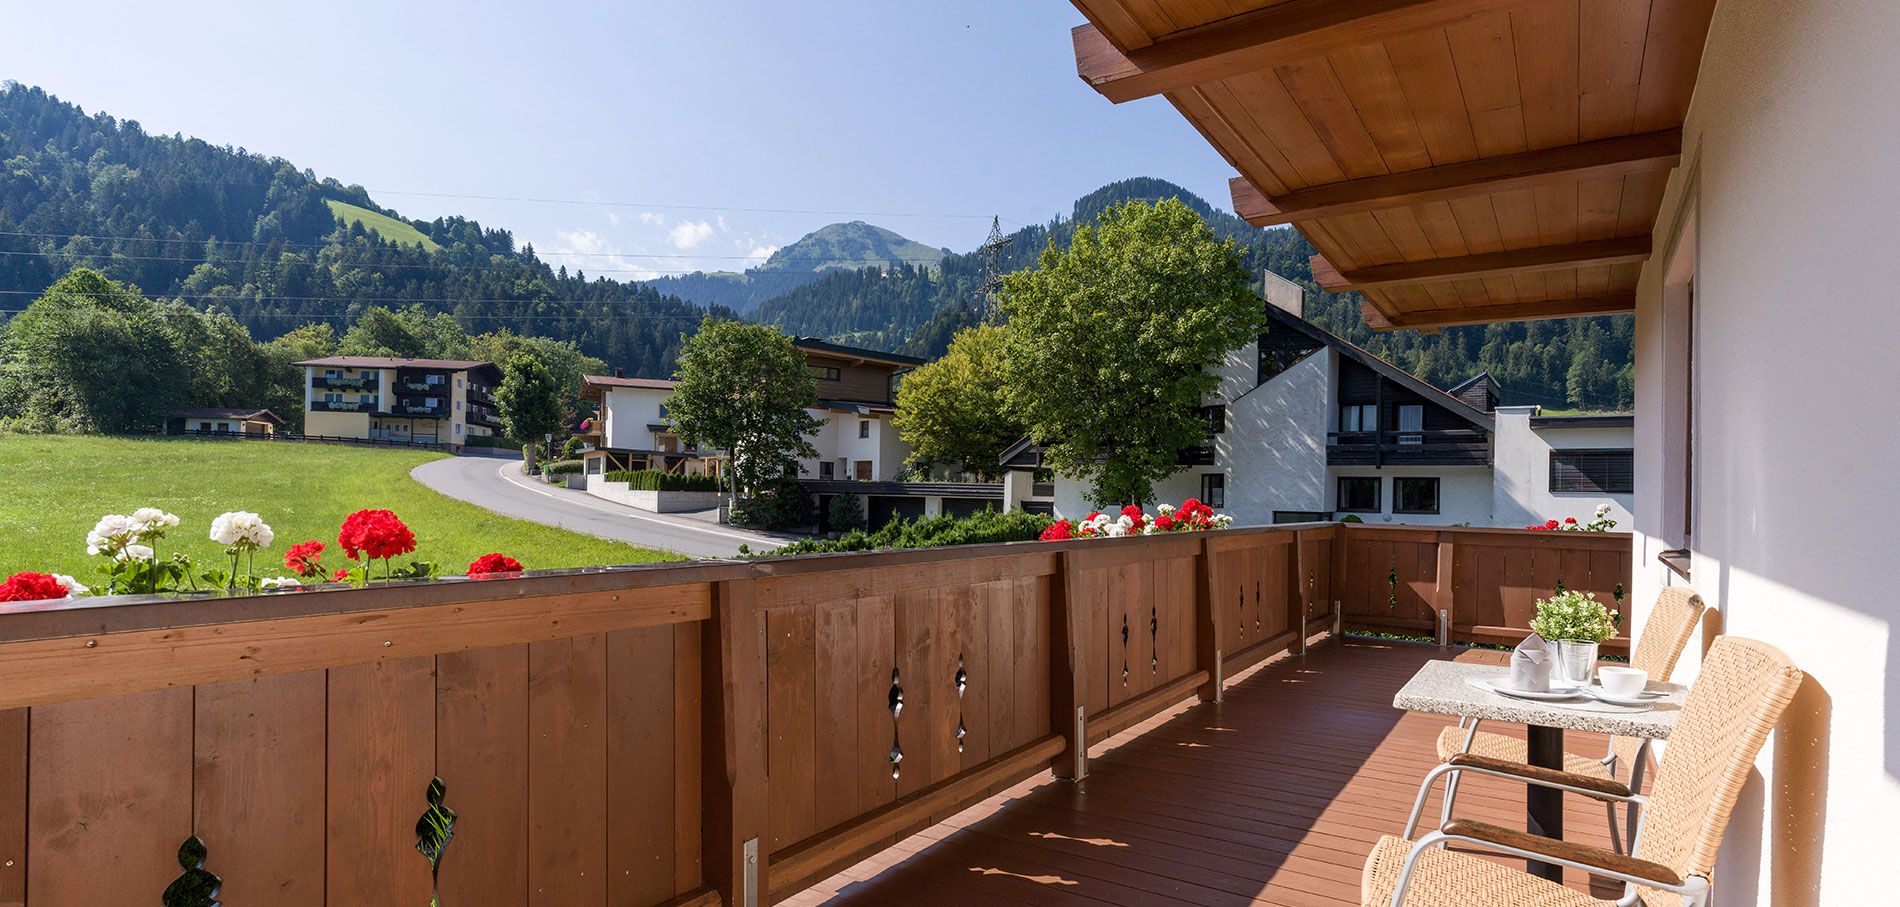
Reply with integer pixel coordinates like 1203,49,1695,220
411,456,791,559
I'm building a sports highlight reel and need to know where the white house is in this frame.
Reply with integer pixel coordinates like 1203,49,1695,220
1009,275,1634,531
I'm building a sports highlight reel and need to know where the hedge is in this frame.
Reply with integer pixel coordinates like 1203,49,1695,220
603,469,721,492
758,508,1051,557
544,460,584,476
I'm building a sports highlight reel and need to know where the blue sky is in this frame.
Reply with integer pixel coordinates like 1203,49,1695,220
1,0,1240,278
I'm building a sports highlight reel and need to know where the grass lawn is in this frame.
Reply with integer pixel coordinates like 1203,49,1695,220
324,199,442,252
0,434,682,580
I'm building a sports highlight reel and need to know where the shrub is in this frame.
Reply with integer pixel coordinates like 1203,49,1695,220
827,495,867,533
731,474,810,531
560,436,583,460
544,460,584,476
603,469,720,492
761,508,1052,556
464,434,523,450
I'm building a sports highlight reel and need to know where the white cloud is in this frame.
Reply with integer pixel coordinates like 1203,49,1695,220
638,211,666,226
716,215,729,232
544,228,664,281
668,220,716,250
603,211,622,226
744,243,779,262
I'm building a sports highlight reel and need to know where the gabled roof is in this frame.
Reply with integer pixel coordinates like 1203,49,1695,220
1261,304,1495,431
794,338,926,368
171,407,284,424
584,375,677,391
998,436,1044,469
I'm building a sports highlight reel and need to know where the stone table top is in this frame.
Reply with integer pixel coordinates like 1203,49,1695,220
1393,659,1689,739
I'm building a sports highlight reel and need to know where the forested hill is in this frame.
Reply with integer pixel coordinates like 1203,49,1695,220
753,177,1635,411
0,83,721,378
640,221,949,314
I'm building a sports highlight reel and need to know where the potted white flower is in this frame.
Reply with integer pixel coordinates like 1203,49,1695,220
1528,590,1620,686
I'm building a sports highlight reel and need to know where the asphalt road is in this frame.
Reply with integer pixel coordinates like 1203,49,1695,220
411,456,789,559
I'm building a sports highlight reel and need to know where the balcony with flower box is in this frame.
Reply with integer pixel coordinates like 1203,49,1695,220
311,375,379,392
310,400,373,413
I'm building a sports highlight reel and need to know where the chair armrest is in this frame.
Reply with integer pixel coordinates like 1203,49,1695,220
1441,819,1682,886
1446,753,1632,799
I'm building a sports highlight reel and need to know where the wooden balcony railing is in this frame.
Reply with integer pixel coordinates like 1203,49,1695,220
1327,429,1492,466
0,523,1628,906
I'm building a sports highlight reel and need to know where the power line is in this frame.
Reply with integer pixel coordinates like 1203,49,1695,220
0,246,958,275
0,308,718,322
0,288,727,307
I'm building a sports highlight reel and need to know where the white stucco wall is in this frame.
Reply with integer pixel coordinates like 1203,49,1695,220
1627,1,1900,902
1327,465,1494,527
600,386,671,451
1490,407,1635,530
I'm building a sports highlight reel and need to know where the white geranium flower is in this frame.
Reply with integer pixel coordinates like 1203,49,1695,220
130,507,180,536
86,513,139,555
1116,514,1134,528
1157,503,1176,514
1595,503,1612,518
259,576,302,589
209,511,273,548
52,574,88,596
117,544,156,562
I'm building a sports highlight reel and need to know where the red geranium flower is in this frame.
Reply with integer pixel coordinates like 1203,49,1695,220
338,509,417,561
1563,517,1578,525
1039,520,1074,541
284,540,326,579
1120,504,1146,530
333,568,351,582
467,553,524,577
0,572,70,602
1155,515,1175,531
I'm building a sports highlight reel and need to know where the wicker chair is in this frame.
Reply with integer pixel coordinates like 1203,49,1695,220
1364,635,1803,907
1422,587,1707,851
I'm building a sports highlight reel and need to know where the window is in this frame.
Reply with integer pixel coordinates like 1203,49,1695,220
819,461,835,479
323,392,342,403
216,422,231,433
1550,450,1634,494
587,458,602,475
1337,476,1380,513
457,400,464,411
1397,404,1424,444
1393,477,1440,514
454,423,463,436
456,377,464,389
427,374,443,385
1340,403,1377,432
859,420,871,439
1200,473,1226,508
1273,511,1328,524
1200,404,1226,436
325,369,341,378
810,366,841,381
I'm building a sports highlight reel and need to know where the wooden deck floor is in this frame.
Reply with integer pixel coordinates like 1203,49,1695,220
783,636,1630,907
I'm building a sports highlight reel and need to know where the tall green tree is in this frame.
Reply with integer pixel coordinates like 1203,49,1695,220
495,352,567,471
666,318,823,513
996,199,1262,506
892,323,1025,480
0,269,189,433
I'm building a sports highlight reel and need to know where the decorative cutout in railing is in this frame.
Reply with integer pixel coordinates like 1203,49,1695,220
1150,608,1159,673
1120,613,1131,684
162,835,221,907
888,669,904,779
415,777,456,907
954,654,969,754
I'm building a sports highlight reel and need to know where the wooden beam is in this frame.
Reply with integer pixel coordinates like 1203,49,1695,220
1231,129,1684,226
1367,294,1639,331
1311,236,1652,293
1073,0,1538,104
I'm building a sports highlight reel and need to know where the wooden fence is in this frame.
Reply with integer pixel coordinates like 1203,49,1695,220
0,522,1628,907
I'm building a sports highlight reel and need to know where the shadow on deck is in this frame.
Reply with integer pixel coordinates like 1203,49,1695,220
786,637,1628,907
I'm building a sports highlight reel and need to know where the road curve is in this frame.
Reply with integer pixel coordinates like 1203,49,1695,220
411,455,789,559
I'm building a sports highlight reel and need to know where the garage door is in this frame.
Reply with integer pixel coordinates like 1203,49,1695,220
942,497,999,519
868,495,925,528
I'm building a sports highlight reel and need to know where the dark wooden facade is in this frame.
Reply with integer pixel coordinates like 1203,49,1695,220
1328,359,1492,467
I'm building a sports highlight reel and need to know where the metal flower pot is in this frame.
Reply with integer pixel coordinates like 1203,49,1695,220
1552,639,1600,687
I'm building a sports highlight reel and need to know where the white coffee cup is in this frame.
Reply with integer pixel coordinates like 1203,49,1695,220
1598,665,1649,698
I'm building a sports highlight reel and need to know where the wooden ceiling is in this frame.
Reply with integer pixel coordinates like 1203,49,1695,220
1067,0,1717,331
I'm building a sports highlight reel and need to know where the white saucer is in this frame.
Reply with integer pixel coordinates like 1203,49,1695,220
1466,676,1585,701
1586,685,1666,706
